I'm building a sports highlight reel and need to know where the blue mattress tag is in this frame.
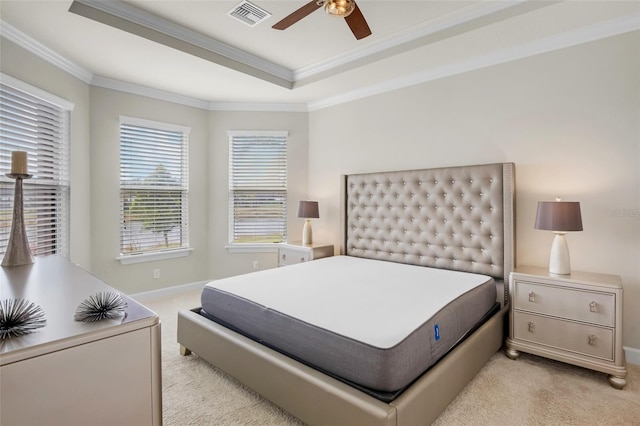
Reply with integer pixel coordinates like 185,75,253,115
434,324,440,341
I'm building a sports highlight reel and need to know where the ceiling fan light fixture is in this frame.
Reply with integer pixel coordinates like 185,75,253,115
323,0,355,17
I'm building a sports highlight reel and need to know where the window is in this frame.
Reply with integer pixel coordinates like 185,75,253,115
119,117,190,262
228,131,288,246
0,75,72,258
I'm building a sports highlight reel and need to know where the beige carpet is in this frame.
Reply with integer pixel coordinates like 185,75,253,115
141,289,640,425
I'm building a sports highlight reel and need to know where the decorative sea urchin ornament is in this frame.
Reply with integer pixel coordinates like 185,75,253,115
74,292,128,322
0,298,46,339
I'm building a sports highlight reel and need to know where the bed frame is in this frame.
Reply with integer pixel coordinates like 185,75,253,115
178,162,515,425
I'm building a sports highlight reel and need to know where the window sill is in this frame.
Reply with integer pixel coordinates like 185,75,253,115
117,248,193,265
226,243,280,254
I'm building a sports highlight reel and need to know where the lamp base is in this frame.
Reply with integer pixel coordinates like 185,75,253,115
302,219,313,245
549,232,571,275
2,177,35,267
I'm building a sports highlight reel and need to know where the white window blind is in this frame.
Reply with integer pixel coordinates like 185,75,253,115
229,131,288,244
0,80,71,258
119,117,189,257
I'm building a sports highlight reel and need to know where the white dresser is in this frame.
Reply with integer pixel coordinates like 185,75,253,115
0,255,162,425
505,265,627,389
277,241,334,267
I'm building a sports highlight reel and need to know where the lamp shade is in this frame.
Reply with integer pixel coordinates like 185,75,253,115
297,201,319,219
535,201,583,232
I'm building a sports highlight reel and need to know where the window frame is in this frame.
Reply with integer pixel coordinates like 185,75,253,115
0,73,73,259
117,116,191,265
227,130,288,253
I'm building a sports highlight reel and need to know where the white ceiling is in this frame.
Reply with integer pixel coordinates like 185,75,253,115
1,1,639,110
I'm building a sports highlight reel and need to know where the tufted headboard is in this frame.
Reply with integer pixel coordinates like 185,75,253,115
339,163,515,305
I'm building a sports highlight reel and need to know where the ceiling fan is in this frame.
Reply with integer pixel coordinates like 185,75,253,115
272,0,372,40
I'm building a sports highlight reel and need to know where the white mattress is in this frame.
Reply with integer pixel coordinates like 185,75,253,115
204,256,493,349
201,255,497,395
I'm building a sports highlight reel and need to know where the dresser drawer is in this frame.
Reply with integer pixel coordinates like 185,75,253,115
513,311,614,361
514,281,615,327
278,248,310,266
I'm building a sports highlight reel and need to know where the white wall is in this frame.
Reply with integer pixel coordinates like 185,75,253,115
89,87,211,293
207,111,309,280
0,38,92,270
307,32,640,349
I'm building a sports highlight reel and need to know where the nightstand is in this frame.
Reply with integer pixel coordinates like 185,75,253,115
505,265,627,389
278,241,334,267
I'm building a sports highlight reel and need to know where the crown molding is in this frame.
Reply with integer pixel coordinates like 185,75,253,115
0,20,93,84
68,0,545,88
295,0,534,81
69,0,293,88
308,14,640,111
3,10,638,113
1,21,304,112
91,75,307,111
91,75,211,109
208,102,308,112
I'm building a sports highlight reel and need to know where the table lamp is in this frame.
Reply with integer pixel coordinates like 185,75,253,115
297,201,319,245
535,199,583,275
2,151,35,267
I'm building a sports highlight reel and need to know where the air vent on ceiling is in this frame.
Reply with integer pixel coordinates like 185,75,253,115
228,1,271,27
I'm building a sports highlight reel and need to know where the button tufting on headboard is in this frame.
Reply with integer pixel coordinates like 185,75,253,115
342,163,515,284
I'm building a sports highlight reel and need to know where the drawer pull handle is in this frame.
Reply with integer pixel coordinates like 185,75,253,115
589,301,598,313
527,322,535,333
300,257,305,262
282,254,287,261
528,292,536,303
588,334,597,346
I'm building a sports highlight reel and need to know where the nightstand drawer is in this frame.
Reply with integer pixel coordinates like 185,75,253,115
279,248,310,266
277,242,333,267
514,281,615,327
513,312,614,361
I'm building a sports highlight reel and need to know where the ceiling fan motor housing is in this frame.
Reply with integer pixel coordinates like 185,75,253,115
274,0,371,40
322,0,356,17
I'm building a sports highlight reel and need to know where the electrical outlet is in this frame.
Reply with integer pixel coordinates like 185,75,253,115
252,260,259,270
153,268,160,279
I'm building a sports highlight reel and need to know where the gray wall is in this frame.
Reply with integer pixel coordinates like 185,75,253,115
88,91,310,292
1,38,92,270
88,87,210,292
1,39,310,294
307,32,640,349
208,111,309,280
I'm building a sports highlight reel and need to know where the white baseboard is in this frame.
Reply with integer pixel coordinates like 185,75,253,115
129,281,207,303
624,346,640,366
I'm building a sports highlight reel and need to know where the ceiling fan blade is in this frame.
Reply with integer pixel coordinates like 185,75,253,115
344,2,371,40
272,0,322,30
